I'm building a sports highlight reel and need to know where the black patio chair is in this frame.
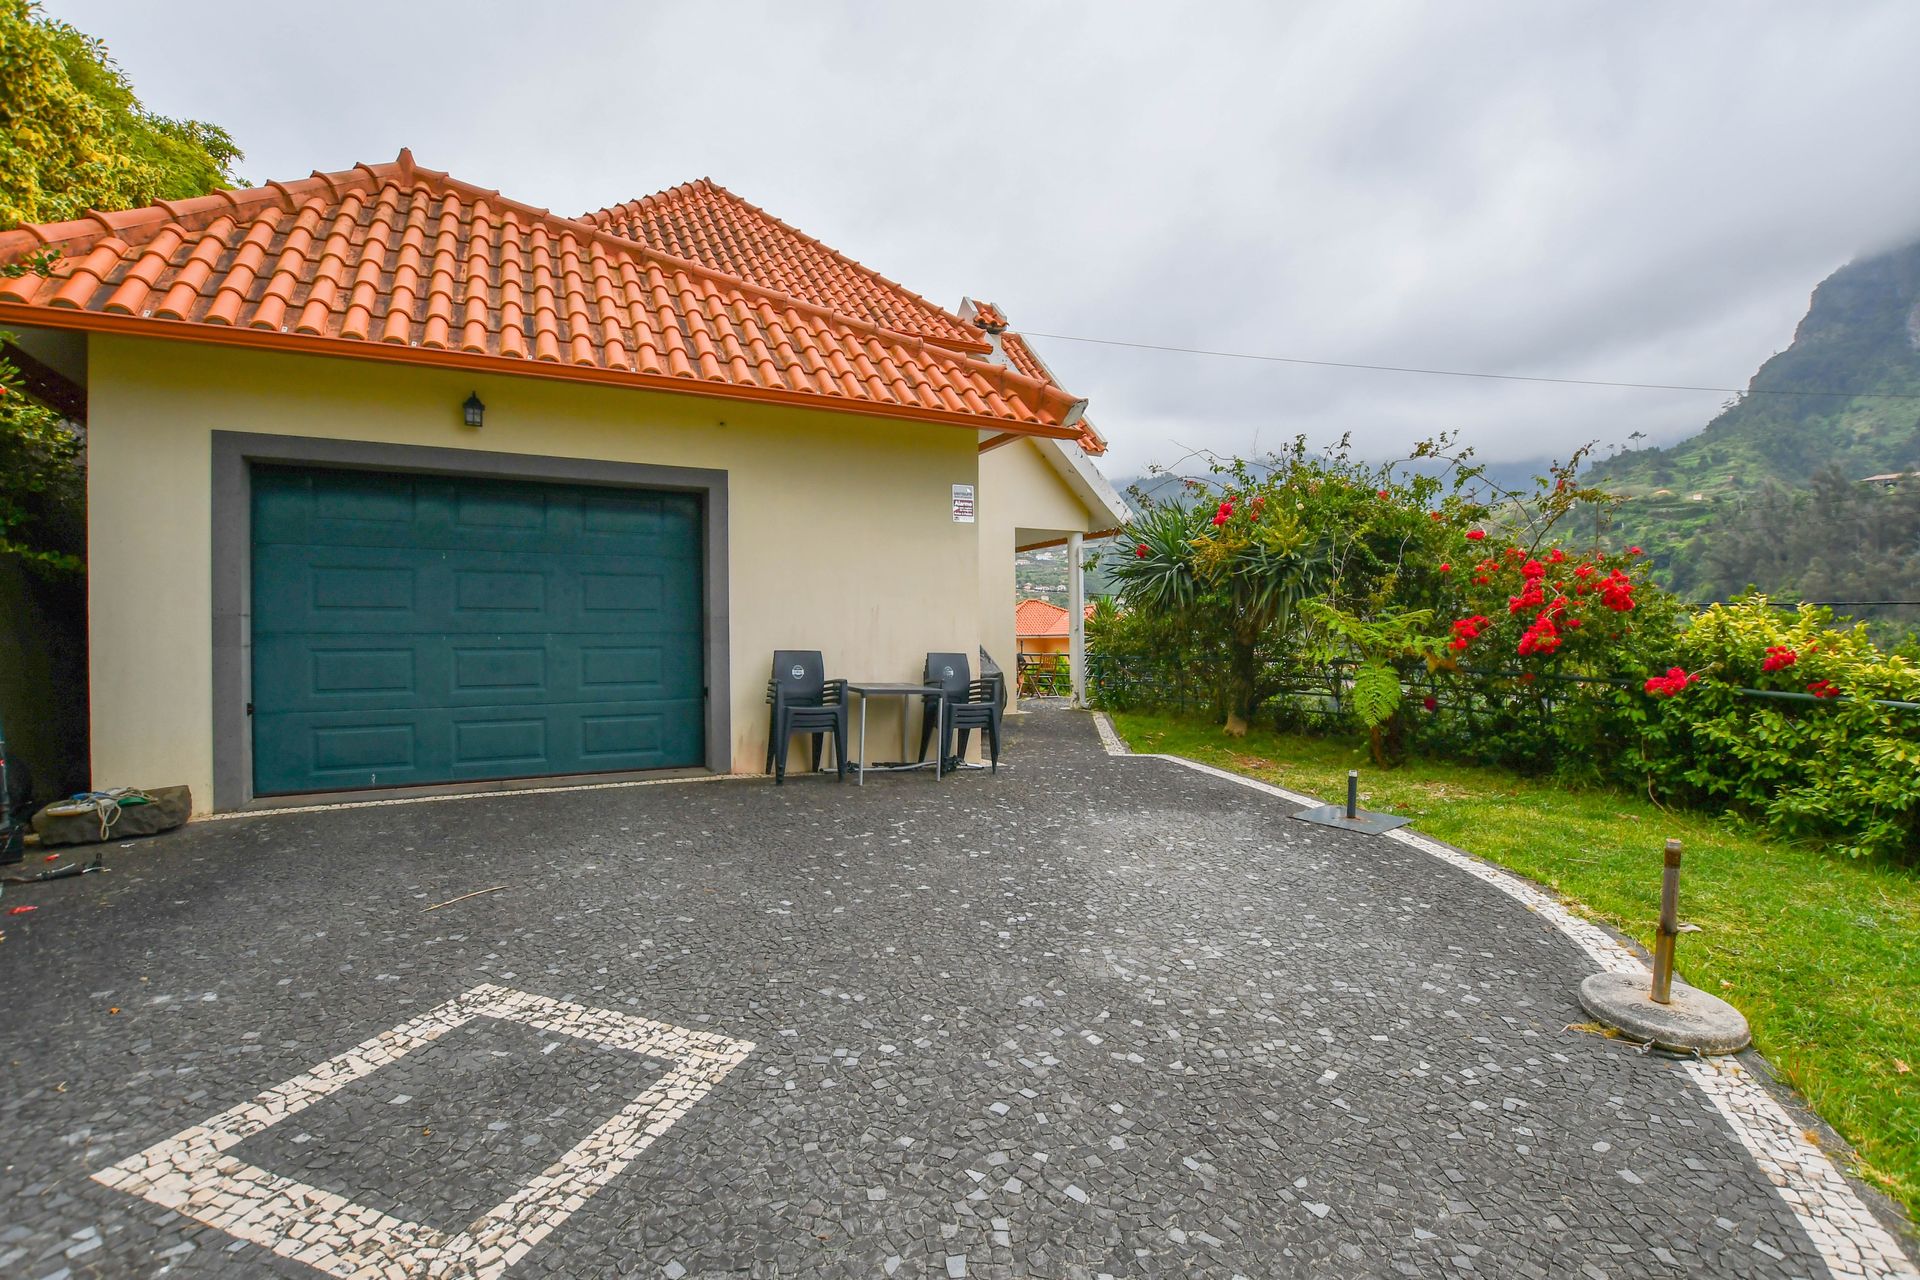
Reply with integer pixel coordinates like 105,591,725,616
765,650,848,785
917,653,1005,773
944,678,1005,773
916,651,971,766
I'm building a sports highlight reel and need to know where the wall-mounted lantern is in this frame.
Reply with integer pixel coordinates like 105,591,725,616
462,392,485,428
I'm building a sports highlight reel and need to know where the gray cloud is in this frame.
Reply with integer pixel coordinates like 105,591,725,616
52,0,1920,476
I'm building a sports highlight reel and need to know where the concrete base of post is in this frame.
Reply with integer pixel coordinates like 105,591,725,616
1290,804,1412,835
1577,971,1751,1055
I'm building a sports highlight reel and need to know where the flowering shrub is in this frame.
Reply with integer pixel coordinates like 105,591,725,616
1603,598,1920,860
1093,441,1920,861
1643,667,1695,696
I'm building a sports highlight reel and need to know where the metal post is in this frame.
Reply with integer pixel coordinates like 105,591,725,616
1346,771,1359,821
1067,531,1086,707
0,713,20,865
1651,838,1682,1004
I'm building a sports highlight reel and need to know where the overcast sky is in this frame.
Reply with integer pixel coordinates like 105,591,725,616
50,1,1920,478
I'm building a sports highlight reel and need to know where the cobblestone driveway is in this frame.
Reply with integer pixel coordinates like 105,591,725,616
0,708,1910,1278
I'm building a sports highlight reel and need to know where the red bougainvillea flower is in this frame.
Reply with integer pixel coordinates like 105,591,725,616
1597,569,1636,612
1429,510,1445,520
1449,615,1491,651
1573,564,1595,580
1546,547,1566,564
1807,678,1841,699
1438,562,1453,573
1507,581,1545,614
1465,528,1486,540
1505,546,1526,559
1627,546,1643,556
1644,666,1695,697
1377,489,1391,500
1521,558,1546,580
1135,543,1149,558
1520,672,1536,684
1422,695,1438,711
1762,645,1797,672
1517,615,1561,656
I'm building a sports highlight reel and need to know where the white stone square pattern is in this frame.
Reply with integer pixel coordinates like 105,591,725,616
92,983,755,1279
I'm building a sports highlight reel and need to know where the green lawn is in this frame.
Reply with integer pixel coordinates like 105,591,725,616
1110,710,1920,1219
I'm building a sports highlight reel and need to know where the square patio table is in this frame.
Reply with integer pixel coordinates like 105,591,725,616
845,682,945,784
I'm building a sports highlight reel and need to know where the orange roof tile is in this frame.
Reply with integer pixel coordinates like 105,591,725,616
969,300,1008,333
1000,330,1107,456
0,151,1086,437
584,180,989,354
1014,598,1071,637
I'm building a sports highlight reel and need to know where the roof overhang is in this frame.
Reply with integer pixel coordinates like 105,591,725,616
1032,435,1131,533
0,303,1086,441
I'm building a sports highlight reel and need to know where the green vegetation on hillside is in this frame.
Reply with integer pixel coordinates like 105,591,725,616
1587,240,1920,624
1593,241,1920,498
1111,710,1920,1220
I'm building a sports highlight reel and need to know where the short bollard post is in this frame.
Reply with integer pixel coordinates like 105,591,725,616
1292,767,1410,835
1650,838,1682,1004
1576,835,1749,1052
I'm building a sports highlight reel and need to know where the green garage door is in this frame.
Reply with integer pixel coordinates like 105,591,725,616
250,466,704,796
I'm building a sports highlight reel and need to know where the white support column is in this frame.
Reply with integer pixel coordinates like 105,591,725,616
1067,531,1086,707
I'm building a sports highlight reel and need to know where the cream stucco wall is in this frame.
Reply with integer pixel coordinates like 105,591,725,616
975,438,1098,684
86,335,988,810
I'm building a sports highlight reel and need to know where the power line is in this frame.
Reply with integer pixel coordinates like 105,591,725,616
1019,331,1920,401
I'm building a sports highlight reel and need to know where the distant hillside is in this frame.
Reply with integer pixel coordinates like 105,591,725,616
1592,239,1920,497
1586,237,1920,631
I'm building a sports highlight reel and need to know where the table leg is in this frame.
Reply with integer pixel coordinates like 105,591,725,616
858,695,868,787
900,695,910,769
935,698,943,780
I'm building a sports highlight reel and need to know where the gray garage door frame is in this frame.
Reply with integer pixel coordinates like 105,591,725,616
210,430,729,812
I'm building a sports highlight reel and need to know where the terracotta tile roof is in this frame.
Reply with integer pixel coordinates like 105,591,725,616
999,331,1048,383
1014,598,1095,636
583,180,988,354
969,300,1008,333
1001,330,1107,457
0,151,1086,437
1014,598,1071,637
957,297,1106,457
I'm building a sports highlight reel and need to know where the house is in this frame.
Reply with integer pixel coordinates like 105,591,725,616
1014,598,1086,659
0,151,1128,812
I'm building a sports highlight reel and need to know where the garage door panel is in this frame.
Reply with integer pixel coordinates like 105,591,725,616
255,632,703,713
251,467,704,795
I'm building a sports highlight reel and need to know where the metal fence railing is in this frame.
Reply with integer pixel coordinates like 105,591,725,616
1086,652,1920,718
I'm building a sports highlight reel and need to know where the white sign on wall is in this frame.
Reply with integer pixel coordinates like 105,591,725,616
951,483,976,523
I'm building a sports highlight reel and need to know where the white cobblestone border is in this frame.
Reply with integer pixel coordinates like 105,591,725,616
1090,711,1917,1280
93,984,754,1279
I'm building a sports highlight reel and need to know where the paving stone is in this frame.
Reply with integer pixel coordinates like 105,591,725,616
0,707,1908,1278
